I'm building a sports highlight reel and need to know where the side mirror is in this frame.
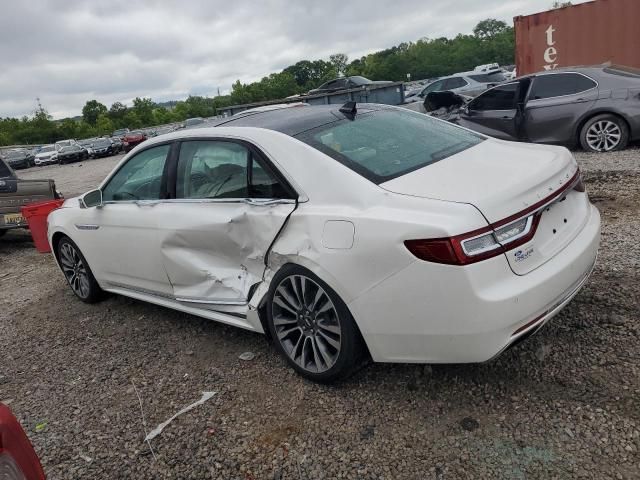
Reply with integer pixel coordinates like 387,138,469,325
80,189,103,209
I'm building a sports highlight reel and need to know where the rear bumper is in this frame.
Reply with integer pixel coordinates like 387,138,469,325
349,204,601,363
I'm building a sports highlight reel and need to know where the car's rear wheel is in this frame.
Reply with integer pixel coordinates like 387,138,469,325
266,265,364,383
580,114,629,152
57,236,103,303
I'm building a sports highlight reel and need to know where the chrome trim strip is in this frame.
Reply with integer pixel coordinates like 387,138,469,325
175,297,248,306
101,198,296,206
74,224,100,230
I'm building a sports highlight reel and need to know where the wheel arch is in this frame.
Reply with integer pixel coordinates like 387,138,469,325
575,110,632,145
256,260,372,360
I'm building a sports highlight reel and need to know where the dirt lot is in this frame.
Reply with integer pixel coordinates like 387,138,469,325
1,150,639,479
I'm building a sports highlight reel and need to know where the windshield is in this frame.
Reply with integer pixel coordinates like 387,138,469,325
94,139,111,147
469,72,507,83
297,108,484,183
349,76,372,86
60,146,77,153
5,150,24,159
40,146,55,153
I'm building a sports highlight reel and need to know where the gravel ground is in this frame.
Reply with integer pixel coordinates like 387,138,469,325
1,148,639,479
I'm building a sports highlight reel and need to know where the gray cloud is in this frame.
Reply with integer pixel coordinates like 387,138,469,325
0,0,583,118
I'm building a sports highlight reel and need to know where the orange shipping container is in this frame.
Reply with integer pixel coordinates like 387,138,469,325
514,0,640,76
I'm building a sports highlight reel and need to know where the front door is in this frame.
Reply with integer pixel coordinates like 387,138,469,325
153,139,297,312
459,82,521,141
75,144,174,296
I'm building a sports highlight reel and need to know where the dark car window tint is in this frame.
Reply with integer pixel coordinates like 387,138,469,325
102,145,169,201
177,141,249,199
470,83,518,110
250,157,292,199
443,77,467,89
297,109,484,184
529,73,596,100
0,160,12,177
423,80,444,94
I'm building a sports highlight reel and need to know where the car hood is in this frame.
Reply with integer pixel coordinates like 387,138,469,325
379,138,577,223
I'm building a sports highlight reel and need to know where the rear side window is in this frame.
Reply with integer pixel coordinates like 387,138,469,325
443,77,468,89
470,82,518,111
529,73,597,100
297,109,484,184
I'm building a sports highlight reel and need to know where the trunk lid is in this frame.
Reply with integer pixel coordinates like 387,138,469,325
381,139,586,274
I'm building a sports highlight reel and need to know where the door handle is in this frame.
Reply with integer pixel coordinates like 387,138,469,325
135,200,159,207
244,198,293,206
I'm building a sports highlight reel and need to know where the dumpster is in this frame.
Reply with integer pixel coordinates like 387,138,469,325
21,198,65,253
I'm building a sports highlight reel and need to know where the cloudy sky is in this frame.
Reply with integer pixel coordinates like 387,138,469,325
0,0,583,119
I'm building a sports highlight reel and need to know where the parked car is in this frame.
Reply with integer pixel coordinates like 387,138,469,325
454,65,640,152
58,144,88,164
112,128,130,138
34,144,60,165
109,136,124,152
48,103,600,382
308,76,393,95
404,69,507,103
122,130,147,152
79,139,96,158
0,403,46,479
1,149,34,169
1,156,60,237
91,138,117,157
183,117,205,129
55,139,79,149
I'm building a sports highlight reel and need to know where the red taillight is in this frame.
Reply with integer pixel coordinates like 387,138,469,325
405,169,581,266
0,404,46,480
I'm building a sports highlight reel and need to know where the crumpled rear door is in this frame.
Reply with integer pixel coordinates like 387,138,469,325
155,200,295,308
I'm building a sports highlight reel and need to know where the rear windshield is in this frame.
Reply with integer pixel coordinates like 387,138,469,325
296,109,484,183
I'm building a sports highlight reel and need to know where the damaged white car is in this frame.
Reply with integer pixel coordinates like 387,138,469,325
48,103,600,382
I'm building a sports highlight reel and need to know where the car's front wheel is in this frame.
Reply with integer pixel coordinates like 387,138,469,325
57,236,103,303
580,114,629,152
266,265,364,383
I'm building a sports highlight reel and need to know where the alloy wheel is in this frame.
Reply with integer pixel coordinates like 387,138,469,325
271,274,342,373
586,120,622,152
59,242,91,299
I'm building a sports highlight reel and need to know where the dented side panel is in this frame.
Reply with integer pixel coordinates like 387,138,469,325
153,201,295,306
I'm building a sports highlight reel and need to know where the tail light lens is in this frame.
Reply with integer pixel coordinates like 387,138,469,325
405,169,582,266
0,404,46,480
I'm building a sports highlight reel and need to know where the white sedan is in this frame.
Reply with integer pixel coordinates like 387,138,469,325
47,103,600,382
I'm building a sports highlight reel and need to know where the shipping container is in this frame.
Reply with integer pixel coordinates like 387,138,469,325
514,0,640,76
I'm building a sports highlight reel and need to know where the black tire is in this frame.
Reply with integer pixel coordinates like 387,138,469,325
580,114,629,153
0,230,7,238
56,236,104,303
266,264,365,383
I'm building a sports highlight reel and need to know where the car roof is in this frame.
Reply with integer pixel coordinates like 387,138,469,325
210,103,385,136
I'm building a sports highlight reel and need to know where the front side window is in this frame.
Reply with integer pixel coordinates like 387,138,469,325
529,73,597,100
102,144,169,201
470,82,518,111
422,80,444,94
297,109,484,184
176,141,291,200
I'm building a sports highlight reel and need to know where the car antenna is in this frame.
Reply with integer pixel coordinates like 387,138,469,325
339,101,357,118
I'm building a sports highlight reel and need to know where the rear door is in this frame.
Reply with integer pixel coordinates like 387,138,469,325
155,139,297,313
523,72,598,144
459,82,522,140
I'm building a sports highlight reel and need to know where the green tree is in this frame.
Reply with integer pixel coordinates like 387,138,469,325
132,97,155,125
82,100,108,126
473,19,509,40
329,53,349,76
95,114,114,135
108,102,128,128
